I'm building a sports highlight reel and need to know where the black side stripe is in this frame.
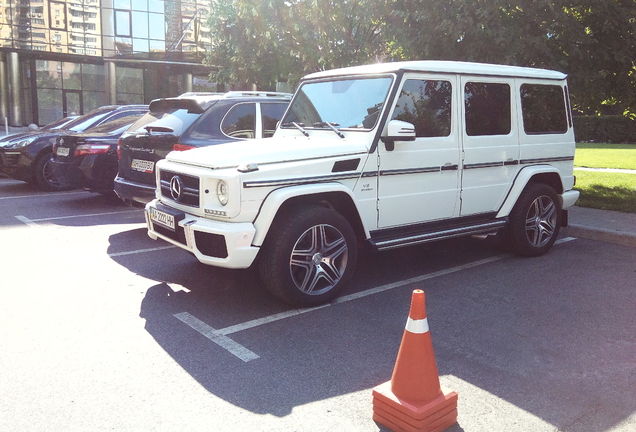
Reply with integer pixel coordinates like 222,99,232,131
243,172,361,188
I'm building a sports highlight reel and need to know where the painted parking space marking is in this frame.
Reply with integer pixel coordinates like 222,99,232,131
108,245,177,257
15,209,141,227
0,190,88,200
174,239,580,360
173,312,260,362
177,255,510,360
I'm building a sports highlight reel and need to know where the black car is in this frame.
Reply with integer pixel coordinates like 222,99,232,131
0,116,78,145
114,91,291,206
50,113,146,194
0,105,147,191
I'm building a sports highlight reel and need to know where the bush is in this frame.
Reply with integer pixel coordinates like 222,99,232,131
573,115,636,143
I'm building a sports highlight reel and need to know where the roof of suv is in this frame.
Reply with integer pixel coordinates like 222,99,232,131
148,91,292,114
304,60,567,81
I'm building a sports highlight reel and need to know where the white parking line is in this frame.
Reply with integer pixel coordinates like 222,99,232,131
15,209,141,227
179,254,514,360
0,190,88,200
173,312,260,362
108,245,177,257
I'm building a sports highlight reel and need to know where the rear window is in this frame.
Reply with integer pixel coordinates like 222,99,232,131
128,108,201,136
520,84,568,134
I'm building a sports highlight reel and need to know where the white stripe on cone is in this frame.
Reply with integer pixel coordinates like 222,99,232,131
405,317,429,334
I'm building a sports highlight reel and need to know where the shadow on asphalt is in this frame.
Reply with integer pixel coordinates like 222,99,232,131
109,226,636,431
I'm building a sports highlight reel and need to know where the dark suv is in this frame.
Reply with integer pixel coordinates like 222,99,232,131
114,91,291,206
50,112,146,194
0,105,147,191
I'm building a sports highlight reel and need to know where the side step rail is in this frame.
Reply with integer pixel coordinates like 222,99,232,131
370,219,507,251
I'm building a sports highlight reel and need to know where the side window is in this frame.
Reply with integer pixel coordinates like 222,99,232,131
261,103,288,138
520,84,568,134
465,82,511,136
391,79,452,137
221,103,256,139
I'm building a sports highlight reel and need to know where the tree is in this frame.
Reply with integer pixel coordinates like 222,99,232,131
389,0,636,115
205,0,399,89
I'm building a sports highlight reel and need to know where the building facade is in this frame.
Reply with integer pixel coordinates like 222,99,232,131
0,0,214,126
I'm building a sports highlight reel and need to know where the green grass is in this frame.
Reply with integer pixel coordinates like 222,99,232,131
575,143,636,170
573,143,636,213
573,170,636,213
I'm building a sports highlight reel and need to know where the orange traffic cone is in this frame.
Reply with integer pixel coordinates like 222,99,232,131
372,289,458,432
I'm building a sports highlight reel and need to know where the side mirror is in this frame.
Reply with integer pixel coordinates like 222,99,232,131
381,120,416,151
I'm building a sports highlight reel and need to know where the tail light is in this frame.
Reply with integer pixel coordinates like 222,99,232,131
75,144,110,156
117,137,122,159
173,144,196,151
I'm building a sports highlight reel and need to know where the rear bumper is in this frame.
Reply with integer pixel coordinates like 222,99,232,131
114,176,156,206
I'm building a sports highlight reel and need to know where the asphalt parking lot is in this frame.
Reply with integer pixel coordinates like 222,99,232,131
1,177,635,432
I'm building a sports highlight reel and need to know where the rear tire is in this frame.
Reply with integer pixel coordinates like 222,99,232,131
506,183,561,257
258,205,358,307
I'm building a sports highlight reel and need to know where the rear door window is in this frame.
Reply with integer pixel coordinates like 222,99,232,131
464,82,511,136
221,103,256,139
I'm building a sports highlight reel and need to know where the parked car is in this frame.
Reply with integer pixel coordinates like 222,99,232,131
144,60,580,307
114,91,291,206
0,116,78,145
50,113,146,194
0,105,147,191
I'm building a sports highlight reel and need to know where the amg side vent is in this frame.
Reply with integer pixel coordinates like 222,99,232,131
332,158,360,173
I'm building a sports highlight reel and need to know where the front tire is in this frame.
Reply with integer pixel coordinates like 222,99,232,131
33,151,70,191
259,205,358,307
507,183,561,257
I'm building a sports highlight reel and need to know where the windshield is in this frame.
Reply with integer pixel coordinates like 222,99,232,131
63,107,115,132
83,114,144,135
282,76,393,130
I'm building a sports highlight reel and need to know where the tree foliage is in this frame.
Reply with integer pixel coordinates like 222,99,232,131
205,0,396,89
205,0,636,115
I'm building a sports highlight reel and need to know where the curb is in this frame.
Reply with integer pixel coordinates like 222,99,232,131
562,224,636,248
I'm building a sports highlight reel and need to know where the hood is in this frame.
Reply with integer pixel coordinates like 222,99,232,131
164,135,370,169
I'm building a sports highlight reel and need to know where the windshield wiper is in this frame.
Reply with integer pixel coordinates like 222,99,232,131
313,122,345,139
282,122,310,137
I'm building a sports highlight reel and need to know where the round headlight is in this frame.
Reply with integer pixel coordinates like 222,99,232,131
217,180,229,206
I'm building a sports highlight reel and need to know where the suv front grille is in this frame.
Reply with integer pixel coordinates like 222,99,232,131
159,170,200,207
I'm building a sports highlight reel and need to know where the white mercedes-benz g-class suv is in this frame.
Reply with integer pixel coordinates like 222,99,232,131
145,61,579,306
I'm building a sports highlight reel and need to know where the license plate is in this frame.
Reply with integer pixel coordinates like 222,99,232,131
56,147,70,157
131,158,155,173
148,206,175,231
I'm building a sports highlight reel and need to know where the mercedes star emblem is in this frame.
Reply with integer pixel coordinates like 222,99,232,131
170,175,183,201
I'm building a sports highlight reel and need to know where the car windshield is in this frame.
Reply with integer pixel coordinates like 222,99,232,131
83,114,144,135
282,76,393,130
63,108,115,132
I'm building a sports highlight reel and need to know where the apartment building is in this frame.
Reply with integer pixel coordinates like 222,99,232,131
0,0,213,126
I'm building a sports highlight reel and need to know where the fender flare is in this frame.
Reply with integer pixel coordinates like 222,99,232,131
252,182,368,246
496,165,564,218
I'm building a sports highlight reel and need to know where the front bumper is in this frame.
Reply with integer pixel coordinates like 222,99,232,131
145,200,259,269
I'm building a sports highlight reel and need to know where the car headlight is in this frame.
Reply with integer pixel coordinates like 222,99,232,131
5,136,37,149
217,180,229,206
